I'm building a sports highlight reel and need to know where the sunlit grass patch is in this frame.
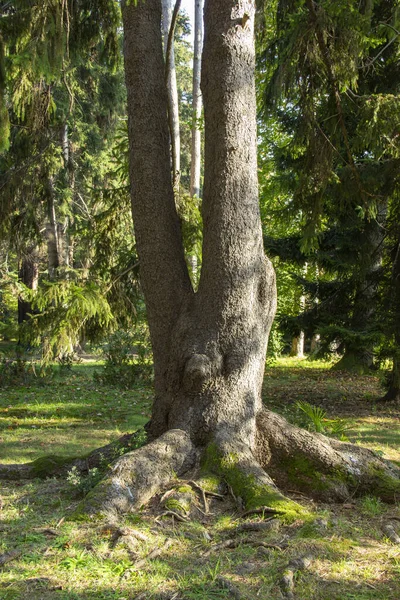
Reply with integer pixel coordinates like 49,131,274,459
0,366,152,464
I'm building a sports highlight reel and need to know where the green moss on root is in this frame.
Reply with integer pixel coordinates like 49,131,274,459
73,475,117,518
281,455,354,496
367,465,400,501
196,474,221,494
177,485,193,494
31,455,82,478
202,444,309,522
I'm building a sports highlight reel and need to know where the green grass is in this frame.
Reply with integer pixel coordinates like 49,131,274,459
0,363,151,464
0,357,400,599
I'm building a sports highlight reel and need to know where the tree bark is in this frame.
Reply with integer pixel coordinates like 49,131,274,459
381,239,400,402
18,245,39,324
45,176,60,280
122,0,194,436
162,0,181,193
190,0,203,199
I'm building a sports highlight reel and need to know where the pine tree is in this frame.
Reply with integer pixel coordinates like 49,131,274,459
258,0,400,371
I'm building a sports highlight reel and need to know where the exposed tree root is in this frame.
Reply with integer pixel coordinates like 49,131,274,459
81,429,197,517
2,408,400,519
202,436,308,521
256,409,400,502
0,431,142,480
379,388,400,403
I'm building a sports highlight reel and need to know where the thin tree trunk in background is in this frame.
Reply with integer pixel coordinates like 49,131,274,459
18,246,39,324
291,332,304,358
190,0,203,199
290,263,307,358
59,123,75,271
46,176,60,280
310,333,320,354
187,0,204,284
163,0,181,194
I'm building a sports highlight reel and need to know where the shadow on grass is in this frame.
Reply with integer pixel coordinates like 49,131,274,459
1,477,400,600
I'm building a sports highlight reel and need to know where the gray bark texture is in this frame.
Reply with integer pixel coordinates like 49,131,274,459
162,0,181,192
122,0,276,451
190,0,203,199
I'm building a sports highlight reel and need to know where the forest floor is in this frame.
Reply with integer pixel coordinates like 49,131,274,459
0,358,400,600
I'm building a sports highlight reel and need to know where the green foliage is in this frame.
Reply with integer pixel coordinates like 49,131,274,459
295,400,351,439
296,400,327,433
0,348,52,387
95,327,153,387
266,321,284,365
21,279,114,362
66,466,103,497
359,494,384,516
258,0,400,366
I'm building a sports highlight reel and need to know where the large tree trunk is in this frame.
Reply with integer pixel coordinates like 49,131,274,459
5,0,399,517
122,0,275,447
381,239,400,402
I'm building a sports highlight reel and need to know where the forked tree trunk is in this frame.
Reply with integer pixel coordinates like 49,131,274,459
123,0,275,449
4,0,399,516
77,0,396,516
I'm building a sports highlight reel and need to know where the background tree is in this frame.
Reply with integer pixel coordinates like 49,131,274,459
258,0,400,371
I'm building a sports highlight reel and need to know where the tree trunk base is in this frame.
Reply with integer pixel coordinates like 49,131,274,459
332,351,373,375
379,387,400,403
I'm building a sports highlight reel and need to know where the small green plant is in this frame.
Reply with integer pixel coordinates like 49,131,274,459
296,401,327,433
66,466,103,496
295,400,351,439
59,550,91,570
359,495,384,516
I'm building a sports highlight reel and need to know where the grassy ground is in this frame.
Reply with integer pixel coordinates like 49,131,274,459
0,357,400,599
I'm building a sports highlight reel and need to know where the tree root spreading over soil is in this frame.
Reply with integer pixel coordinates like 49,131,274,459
1,409,400,521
